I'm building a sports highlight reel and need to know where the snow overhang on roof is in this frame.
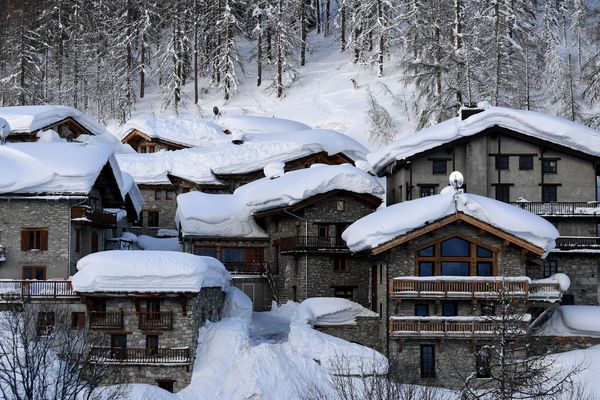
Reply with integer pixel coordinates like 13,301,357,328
342,183,560,256
368,102,600,174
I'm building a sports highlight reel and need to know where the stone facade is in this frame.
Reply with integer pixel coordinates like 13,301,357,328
316,315,381,351
132,185,181,236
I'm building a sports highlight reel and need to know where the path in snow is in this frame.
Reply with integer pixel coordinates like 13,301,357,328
248,311,291,345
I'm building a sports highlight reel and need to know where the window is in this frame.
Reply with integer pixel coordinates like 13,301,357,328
561,294,575,305
476,346,492,378
432,160,447,175
442,302,458,316
138,144,155,153
154,190,161,200
193,246,217,257
495,185,510,203
222,247,245,263
420,345,435,378
156,380,175,393
416,236,495,277
292,285,298,302
542,159,558,174
317,225,329,238
21,229,48,251
91,231,99,253
147,299,161,316
166,190,176,200
333,287,354,300
481,303,495,316
71,312,86,329
420,185,436,197
147,211,159,227
111,334,127,359
519,155,534,170
22,266,46,280
415,304,429,317
37,312,55,336
75,229,81,253
495,155,509,170
333,255,349,273
146,335,159,355
542,185,558,202
543,260,559,278
336,200,345,212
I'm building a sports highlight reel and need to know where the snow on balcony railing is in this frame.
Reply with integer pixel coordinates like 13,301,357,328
279,236,347,252
389,316,530,337
90,346,190,365
0,280,76,300
511,201,600,216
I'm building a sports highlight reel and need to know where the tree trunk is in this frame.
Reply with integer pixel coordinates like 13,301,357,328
257,14,263,86
377,0,384,77
325,0,330,36
340,1,346,52
315,0,321,34
193,0,199,104
300,0,307,66
140,35,146,99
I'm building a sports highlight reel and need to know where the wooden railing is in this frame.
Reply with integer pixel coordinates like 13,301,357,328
89,311,124,329
71,206,117,227
222,262,268,275
389,319,529,337
511,201,600,216
138,312,173,330
90,346,190,364
390,278,561,301
279,236,347,252
555,236,600,249
0,280,76,299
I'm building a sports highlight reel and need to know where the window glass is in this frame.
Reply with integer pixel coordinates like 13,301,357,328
442,302,458,316
221,248,245,263
415,304,429,317
495,185,510,203
542,159,557,173
193,247,217,257
441,237,470,257
542,185,557,202
476,246,492,258
441,262,470,276
519,155,533,170
432,160,447,174
419,262,434,276
333,287,353,299
420,345,435,378
420,186,435,197
477,262,493,276
543,260,559,278
419,246,434,257
496,155,509,170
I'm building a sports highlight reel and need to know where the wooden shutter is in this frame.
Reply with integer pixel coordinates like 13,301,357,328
40,230,48,251
21,230,29,251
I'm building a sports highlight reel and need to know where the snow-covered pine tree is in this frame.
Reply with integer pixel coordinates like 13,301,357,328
216,0,243,100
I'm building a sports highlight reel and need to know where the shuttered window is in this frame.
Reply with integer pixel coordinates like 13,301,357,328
21,229,48,251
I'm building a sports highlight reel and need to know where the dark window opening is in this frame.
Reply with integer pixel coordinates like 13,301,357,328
317,225,329,238
147,211,159,228
415,304,429,317
193,246,217,257
477,262,493,276
542,185,558,202
157,380,175,393
476,346,492,378
432,160,447,175
333,255,349,273
166,190,176,200
75,229,81,253
146,335,159,355
441,237,470,257
420,185,436,197
91,231,99,253
495,155,509,170
519,155,533,170
420,345,435,378
71,312,86,329
542,159,558,174
21,229,48,251
22,266,46,280
37,312,55,336
111,334,127,359
481,303,495,316
561,294,575,305
419,262,434,277
333,287,354,300
442,302,458,316
543,260,559,278
154,190,161,200
495,185,510,203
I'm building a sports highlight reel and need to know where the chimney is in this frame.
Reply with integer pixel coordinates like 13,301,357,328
459,103,484,120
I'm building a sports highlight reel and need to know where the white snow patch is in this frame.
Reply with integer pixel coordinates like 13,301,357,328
218,115,311,135
538,306,600,337
293,297,378,326
136,235,182,252
223,287,253,322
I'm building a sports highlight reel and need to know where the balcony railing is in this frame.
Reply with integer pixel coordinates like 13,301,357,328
138,312,173,330
222,261,268,275
90,346,190,364
0,280,76,300
71,206,117,228
279,236,347,252
390,278,561,301
389,318,529,337
89,311,124,329
554,236,600,250
511,201,600,216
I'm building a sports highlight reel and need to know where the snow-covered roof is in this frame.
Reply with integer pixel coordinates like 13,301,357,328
71,250,231,293
176,164,384,238
0,142,125,195
369,102,600,173
217,115,311,135
537,306,600,337
116,128,368,185
292,298,378,326
342,186,559,254
119,117,228,148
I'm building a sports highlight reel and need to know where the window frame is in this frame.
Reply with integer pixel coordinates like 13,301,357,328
432,159,447,175
419,185,436,198
415,234,497,277
154,190,162,200
165,190,175,200
420,345,436,378
21,228,48,252
336,200,345,212
542,185,558,202
518,155,534,170
495,155,509,170
22,266,47,280
542,159,558,174
333,286,354,300
543,259,559,278
147,210,160,228
333,255,350,273
495,184,511,203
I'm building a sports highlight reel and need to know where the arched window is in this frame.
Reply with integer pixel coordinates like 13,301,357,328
416,235,496,277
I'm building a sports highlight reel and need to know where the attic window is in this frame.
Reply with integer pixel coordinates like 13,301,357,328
416,236,496,277
336,200,345,212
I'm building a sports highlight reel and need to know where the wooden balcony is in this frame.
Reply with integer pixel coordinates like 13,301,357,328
138,312,173,330
0,280,76,300
554,236,600,250
89,311,124,329
222,261,268,275
90,346,190,365
71,206,117,228
279,236,348,253
389,318,529,338
390,278,561,301
511,201,600,217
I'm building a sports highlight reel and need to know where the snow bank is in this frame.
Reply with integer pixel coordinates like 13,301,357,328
136,235,182,251
538,306,600,337
72,250,231,292
177,164,383,237
343,188,559,254
223,287,253,321
534,273,571,291
293,297,378,326
369,102,600,173
119,117,227,148
218,115,311,135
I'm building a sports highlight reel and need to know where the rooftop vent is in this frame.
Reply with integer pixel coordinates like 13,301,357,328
231,131,245,145
459,103,484,120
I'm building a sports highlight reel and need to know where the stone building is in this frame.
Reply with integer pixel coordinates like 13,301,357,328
370,104,600,304
343,178,566,388
70,251,229,393
117,119,369,237
0,141,141,280
176,164,384,311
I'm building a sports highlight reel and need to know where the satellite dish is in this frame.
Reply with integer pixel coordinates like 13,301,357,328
0,118,10,144
212,106,220,117
449,171,464,190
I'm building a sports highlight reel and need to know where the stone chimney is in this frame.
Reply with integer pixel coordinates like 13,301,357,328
459,103,484,120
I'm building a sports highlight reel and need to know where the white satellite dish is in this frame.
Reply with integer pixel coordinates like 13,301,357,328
0,117,10,144
449,171,464,189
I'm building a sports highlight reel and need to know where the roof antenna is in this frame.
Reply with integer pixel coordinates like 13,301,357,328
0,118,10,145
449,171,464,192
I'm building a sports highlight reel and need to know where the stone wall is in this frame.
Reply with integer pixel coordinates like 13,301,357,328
131,186,179,236
316,316,382,351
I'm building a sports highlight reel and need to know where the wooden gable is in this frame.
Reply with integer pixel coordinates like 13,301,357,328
7,117,94,142
121,129,188,152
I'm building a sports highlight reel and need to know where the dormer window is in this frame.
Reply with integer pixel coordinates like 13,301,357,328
416,235,496,276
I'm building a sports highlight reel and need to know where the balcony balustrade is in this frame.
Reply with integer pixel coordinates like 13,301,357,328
90,346,190,364
511,201,600,216
222,261,268,275
389,318,529,337
554,236,600,250
71,206,117,228
89,311,124,329
279,236,347,253
138,311,173,330
0,280,76,300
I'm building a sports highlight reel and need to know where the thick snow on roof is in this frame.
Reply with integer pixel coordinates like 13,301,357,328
119,117,227,148
72,250,231,292
342,187,559,254
116,128,368,185
176,164,384,237
217,115,311,135
292,297,378,326
538,306,600,337
0,142,119,195
369,102,600,172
